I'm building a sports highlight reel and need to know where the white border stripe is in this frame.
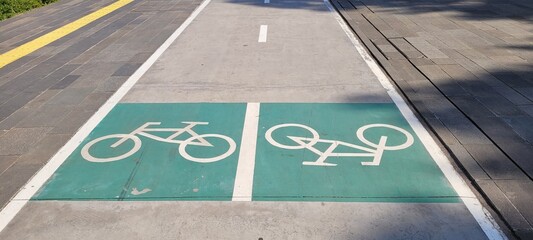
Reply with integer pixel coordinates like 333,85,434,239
232,103,260,201
323,0,507,239
0,0,212,232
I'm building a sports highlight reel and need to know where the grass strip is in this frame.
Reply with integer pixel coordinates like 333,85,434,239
1,0,58,21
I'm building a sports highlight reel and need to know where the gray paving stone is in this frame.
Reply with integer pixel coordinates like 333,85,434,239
417,65,469,97
14,134,70,166
0,108,32,131
0,54,53,87
48,15,142,65
0,162,43,208
128,52,153,64
463,144,528,180
15,105,73,128
439,64,478,83
459,49,490,60
66,15,141,65
351,20,385,40
425,37,452,50
438,116,492,145
519,105,533,117
0,55,38,79
45,87,94,106
431,58,456,65
471,116,533,178
23,89,61,109
439,49,466,59
516,87,533,102
21,63,81,94
406,80,442,99
494,180,533,226
388,59,427,81
409,58,434,66
78,92,113,110
363,13,393,31
0,90,42,122
0,61,71,104
448,96,495,118
50,75,81,90
408,96,437,119
454,59,532,105
380,17,417,37
112,63,142,76
381,29,401,39
416,96,465,119
477,180,531,231
49,110,95,134
69,62,123,88
93,75,127,92
515,229,533,240
407,40,448,59
490,70,532,89
502,116,533,143
0,128,51,156
445,143,490,181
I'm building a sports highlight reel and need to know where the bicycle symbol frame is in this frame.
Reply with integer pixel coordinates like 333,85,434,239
265,123,414,166
81,121,236,163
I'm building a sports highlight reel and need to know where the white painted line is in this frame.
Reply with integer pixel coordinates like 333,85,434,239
264,0,270,3
323,0,507,240
258,25,268,43
0,0,212,233
232,103,260,201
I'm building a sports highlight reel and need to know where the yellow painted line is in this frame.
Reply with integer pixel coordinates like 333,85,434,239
0,0,133,69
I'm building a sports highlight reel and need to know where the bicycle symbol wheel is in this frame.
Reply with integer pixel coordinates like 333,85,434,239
356,124,414,150
81,134,142,163
179,134,237,163
265,123,320,150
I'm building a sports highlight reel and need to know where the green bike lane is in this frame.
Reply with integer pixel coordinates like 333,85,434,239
0,0,506,239
33,103,456,203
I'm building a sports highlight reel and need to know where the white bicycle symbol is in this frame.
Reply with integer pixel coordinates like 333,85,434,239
265,123,414,166
81,121,236,163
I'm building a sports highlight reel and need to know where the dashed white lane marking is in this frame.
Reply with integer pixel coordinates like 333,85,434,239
323,0,506,239
0,0,213,233
232,103,260,201
258,25,268,43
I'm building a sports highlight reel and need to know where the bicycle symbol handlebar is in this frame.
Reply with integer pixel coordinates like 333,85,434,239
81,121,236,163
265,123,414,166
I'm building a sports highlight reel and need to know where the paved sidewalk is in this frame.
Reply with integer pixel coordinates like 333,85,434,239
331,0,533,238
0,0,201,209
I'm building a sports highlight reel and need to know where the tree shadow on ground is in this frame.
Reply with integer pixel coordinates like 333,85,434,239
361,0,533,22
